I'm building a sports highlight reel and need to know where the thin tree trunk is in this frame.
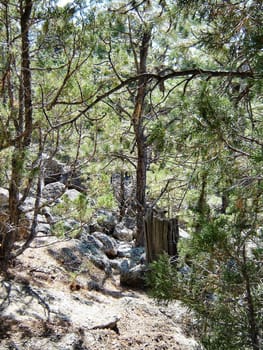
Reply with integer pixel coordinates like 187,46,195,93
119,171,126,221
20,0,33,147
132,28,152,246
0,0,33,273
135,124,147,246
242,246,260,350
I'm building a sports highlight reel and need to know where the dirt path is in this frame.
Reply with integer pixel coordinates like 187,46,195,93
0,237,199,350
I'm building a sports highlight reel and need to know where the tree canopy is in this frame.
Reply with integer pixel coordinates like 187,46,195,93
0,0,262,348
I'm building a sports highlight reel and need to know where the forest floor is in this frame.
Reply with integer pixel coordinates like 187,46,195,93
0,235,200,350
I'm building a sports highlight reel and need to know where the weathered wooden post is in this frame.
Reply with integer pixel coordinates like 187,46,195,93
144,209,179,264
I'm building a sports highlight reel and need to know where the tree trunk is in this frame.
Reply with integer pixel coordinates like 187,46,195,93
20,0,33,147
135,125,147,246
144,209,179,263
119,171,126,221
132,28,152,247
242,247,260,350
0,0,33,273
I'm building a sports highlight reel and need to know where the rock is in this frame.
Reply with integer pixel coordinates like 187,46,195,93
63,189,82,201
140,252,146,265
43,157,65,185
109,258,127,271
0,187,9,207
120,264,147,288
117,243,144,262
113,222,134,242
42,182,66,200
117,242,133,258
63,219,80,233
92,232,118,258
36,215,51,234
79,234,111,273
41,206,54,223
179,228,190,239
88,253,112,273
48,245,82,271
88,222,104,234
65,168,87,193
80,234,104,253
0,235,200,350
122,216,136,230
96,209,118,234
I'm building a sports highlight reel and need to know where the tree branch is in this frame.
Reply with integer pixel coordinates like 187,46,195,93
50,68,253,129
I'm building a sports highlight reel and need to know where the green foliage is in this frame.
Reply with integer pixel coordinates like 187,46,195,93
147,202,263,349
96,192,116,209
146,253,177,304
53,192,94,231
147,121,166,153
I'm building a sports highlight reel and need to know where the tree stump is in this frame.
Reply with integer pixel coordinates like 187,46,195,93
144,209,179,264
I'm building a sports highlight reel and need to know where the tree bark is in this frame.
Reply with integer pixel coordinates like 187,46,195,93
0,0,33,273
20,0,33,146
242,247,260,350
132,28,152,247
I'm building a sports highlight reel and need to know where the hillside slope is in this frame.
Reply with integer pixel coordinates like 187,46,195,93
0,235,200,350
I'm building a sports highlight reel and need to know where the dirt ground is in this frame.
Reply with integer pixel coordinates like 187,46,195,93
0,236,200,350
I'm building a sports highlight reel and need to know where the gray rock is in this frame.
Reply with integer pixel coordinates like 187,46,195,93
113,222,134,242
117,242,133,258
63,219,79,231
18,196,44,217
120,264,147,288
41,206,54,223
63,189,82,201
96,209,118,233
122,216,136,230
88,251,112,274
80,234,104,253
42,182,66,200
109,258,127,271
79,234,111,273
0,187,9,207
92,232,118,258
117,243,145,271
36,223,51,235
43,157,65,185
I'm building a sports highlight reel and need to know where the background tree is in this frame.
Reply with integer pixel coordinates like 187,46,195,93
146,1,262,349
